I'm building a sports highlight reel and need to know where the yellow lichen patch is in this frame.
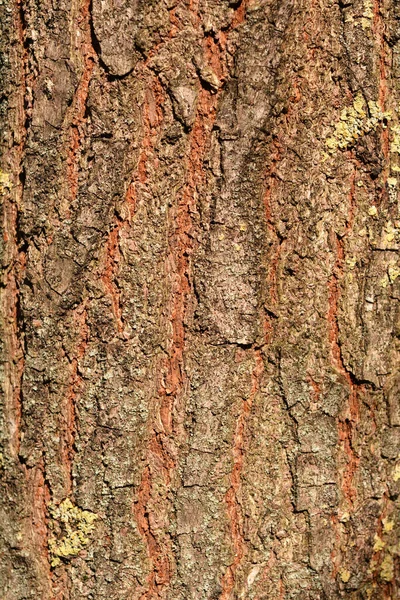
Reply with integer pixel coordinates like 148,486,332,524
388,177,398,187
48,498,98,567
360,0,373,28
368,205,378,217
363,0,373,18
340,568,351,583
0,170,12,194
326,94,391,153
384,222,398,243
388,264,400,283
380,554,394,581
391,125,400,155
373,534,385,552
383,518,395,533
393,463,400,481
381,275,389,289
346,257,357,270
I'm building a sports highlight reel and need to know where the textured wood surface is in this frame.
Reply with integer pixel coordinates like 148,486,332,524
1,0,400,598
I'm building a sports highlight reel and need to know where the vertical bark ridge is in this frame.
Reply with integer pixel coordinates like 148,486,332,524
135,67,221,600
101,227,124,333
327,169,361,509
128,74,173,600
3,0,29,463
220,350,264,600
134,4,251,596
65,0,95,207
61,302,89,496
373,0,390,199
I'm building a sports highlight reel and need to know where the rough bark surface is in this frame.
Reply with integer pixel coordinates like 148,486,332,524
1,0,400,598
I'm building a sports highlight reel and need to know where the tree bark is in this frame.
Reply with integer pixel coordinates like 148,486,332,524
1,0,400,598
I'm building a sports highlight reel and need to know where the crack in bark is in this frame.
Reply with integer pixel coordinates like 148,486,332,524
262,137,285,341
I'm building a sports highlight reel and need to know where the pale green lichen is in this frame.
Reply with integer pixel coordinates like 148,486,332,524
369,512,398,583
381,275,389,289
326,94,391,153
48,498,98,567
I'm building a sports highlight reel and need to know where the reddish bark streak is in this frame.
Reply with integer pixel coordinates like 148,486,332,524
220,351,264,600
308,373,322,407
134,464,172,596
134,13,244,587
253,551,277,600
27,464,53,584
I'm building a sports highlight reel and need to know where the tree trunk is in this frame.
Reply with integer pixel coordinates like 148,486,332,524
1,0,400,598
